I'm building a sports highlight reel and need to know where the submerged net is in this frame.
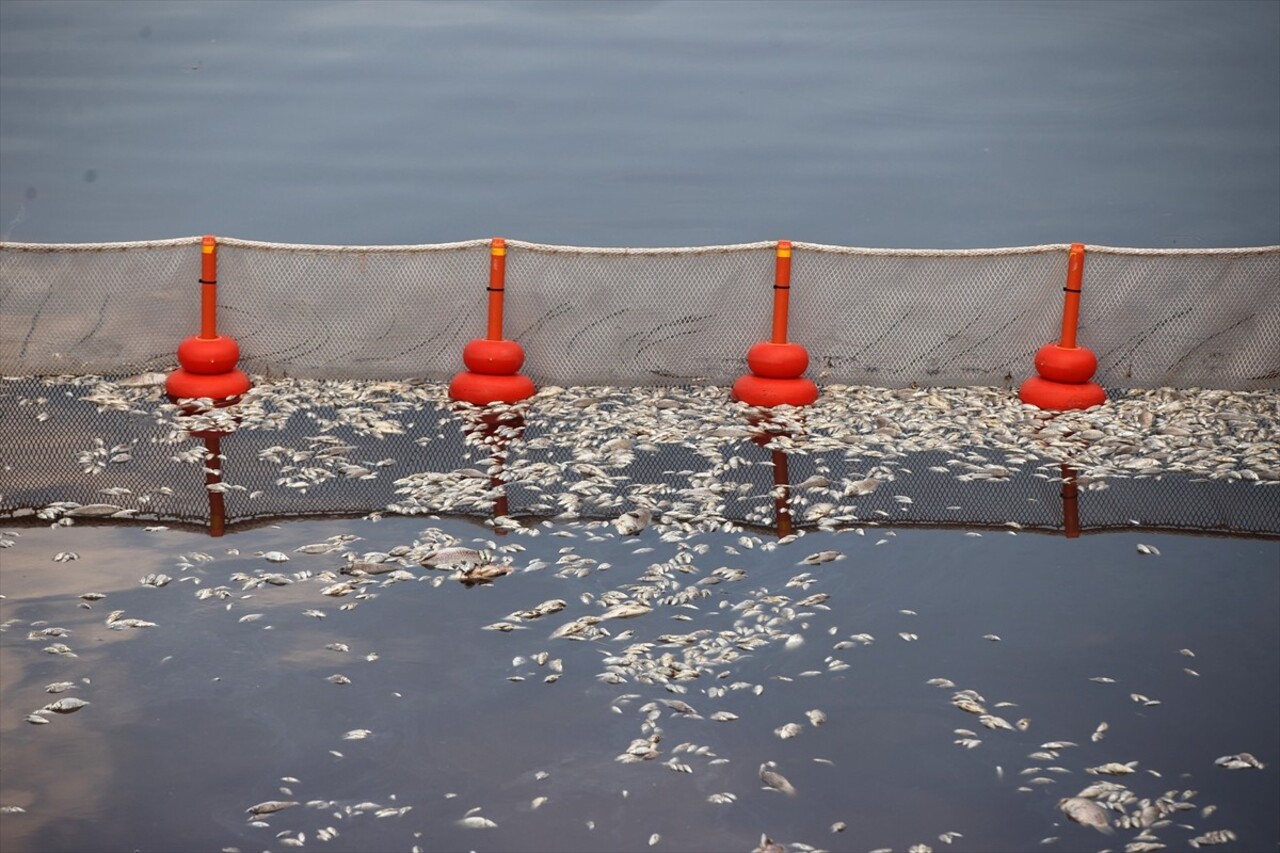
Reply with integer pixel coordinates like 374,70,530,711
2,376,1277,537
2,237,1277,389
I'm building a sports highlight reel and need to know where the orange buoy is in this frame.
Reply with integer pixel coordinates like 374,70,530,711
165,235,251,403
1018,243,1106,410
449,238,536,405
732,241,819,407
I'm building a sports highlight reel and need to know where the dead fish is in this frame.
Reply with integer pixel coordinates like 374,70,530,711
44,681,76,693
342,729,372,740
1189,829,1238,847
326,674,351,685
66,503,124,517
42,697,90,714
246,800,299,816
801,550,842,565
601,602,651,620
613,508,652,536
1088,761,1138,775
259,551,290,563
549,615,602,640
1058,797,1112,833
421,547,488,568
108,617,157,629
774,722,804,739
1215,752,1265,770
753,833,787,853
844,477,881,496
341,560,397,576
458,808,497,829
759,761,796,796
457,564,513,585
1136,543,1161,556
116,371,168,387
805,709,827,726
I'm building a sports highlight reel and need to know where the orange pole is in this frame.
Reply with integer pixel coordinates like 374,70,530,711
771,240,792,344
487,237,506,341
1059,243,1085,349
200,235,218,340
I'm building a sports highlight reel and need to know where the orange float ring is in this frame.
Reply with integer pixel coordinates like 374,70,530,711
1019,375,1106,410
732,375,819,408
1034,343,1098,384
746,341,810,379
165,366,251,401
463,338,526,376
449,371,536,405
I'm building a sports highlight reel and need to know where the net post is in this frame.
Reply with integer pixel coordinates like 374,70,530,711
1060,242,1084,349
771,240,792,344
731,239,818,407
487,237,506,341
1017,242,1105,410
448,236,535,404
165,233,251,404
200,235,218,339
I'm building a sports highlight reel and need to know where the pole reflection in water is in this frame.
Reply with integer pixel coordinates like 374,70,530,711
197,429,228,537
749,415,797,538
172,397,241,538
457,406,526,531
1061,462,1080,539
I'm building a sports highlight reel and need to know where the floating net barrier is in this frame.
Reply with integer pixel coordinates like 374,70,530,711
2,237,1277,388
2,237,1277,537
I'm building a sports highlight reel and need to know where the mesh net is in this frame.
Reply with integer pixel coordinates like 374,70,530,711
3,238,1277,536
3,237,1277,389
2,377,1276,538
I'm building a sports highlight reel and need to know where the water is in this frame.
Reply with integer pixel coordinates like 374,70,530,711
2,3,1278,850
1,376,1278,852
1,0,1277,248
1,516,1277,853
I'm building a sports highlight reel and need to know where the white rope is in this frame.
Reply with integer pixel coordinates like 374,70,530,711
504,239,776,255
1084,244,1280,256
215,236,490,252
3,236,1276,258
792,242,1071,257
0,236,200,251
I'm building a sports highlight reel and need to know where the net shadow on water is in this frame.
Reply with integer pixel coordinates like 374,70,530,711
1,376,1278,853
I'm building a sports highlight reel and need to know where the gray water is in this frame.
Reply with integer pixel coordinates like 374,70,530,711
1,516,1277,853
2,4,1279,852
1,0,1278,248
